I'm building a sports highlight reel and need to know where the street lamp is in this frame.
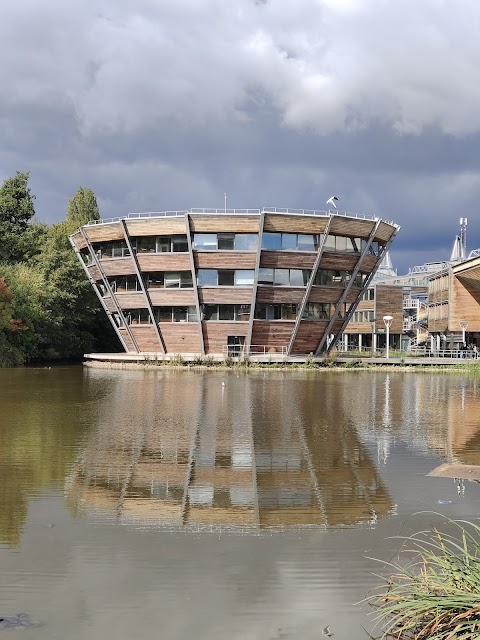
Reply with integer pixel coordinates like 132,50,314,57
460,319,468,346
383,315,394,359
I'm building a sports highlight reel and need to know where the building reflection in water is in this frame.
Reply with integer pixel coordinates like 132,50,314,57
66,372,396,530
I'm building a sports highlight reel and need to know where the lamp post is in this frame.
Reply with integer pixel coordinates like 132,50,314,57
371,318,376,355
460,319,468,346
383,315,394,359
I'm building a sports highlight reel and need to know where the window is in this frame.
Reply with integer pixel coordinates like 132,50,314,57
157,237,171,253
147,272,164,288
303,303,331,320
218,270,235,286
281,233,297,251
127,309,151,325
289,269,309,286
362,288,375,301
155,306,198,322
234,234,257,251
314,270,353,286
297,234,320,251
274,269,289,286
172,236,189,252
109,276,139,292
194,234,217,250
258,268,274,285
255,304,298,320
112,242,130,258
136,236,156,253
145,272,193,288
234,270,254,285
202,305,250,321
197,269,218,286
262,233,282,250
217,233,234,250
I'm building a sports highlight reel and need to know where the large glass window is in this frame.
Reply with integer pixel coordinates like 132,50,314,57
109,276,139,292
136,236,157,253
314,270,353,286
194,234,217,250
258,268,274,285
127,309,151,325
197,269,218,286
262,233,282,250
289,269,310,286
155,306,198,322
281,233,297,251
274,269,289,286
145,271,193,288
303,303,331,320
234,234,257,251
255,304,297,320
297,234,320,251
172,236,189,252
202,305,250,321
234,270,254,285
157,237,172,253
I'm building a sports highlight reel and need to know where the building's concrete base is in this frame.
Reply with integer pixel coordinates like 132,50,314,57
83,353,479,366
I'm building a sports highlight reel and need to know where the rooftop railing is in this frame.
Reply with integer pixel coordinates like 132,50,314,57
84,207,396,227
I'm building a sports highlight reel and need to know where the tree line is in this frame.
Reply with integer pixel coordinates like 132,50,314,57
0,172,119,366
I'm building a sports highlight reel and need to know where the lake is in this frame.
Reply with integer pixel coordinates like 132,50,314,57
1,366,480,639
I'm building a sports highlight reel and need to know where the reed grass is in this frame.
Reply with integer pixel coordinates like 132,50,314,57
368,519,480,639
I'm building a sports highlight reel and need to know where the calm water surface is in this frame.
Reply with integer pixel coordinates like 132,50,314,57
1,366,480,639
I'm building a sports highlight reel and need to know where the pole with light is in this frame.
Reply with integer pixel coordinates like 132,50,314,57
460,319,468,345
383,315,394,359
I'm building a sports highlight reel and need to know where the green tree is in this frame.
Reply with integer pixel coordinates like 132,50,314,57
0,172,36,262
0,276,26,365
66,187,100,232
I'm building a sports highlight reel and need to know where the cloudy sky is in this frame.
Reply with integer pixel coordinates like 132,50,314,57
1,0,480,272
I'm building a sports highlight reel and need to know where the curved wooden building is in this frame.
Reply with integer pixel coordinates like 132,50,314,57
69,208,399,356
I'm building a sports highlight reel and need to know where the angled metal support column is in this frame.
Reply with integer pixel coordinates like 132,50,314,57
120,219,165,353
80,227,139,353
69,235,129,353
315,219,382,356
185,214,205,356
246,211,265,356
331,226,400,352
287,216,334,355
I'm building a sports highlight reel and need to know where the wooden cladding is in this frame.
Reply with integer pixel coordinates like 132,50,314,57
292,321,328,354
374,285,404,332
73,212,396,354
263,214,328,234
198,287,252,304
256,287,305,304
189,215,260,233
450,277,480,332
202,322,248,353
129,326,162,351
126,218,187,236
160,323,202,353
100,259,137,277
194,252,256,269
137,254,191,271
84,224,124,243
260,251,316,269
149,289,196,306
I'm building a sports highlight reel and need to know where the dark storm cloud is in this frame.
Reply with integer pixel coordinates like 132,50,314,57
1,0,480,272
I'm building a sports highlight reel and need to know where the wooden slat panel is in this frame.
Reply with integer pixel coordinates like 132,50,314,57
137,253,191,271
329,217,375,239
126,218,187,236
256,286,305,304
361,255,378,272
429,290,448,305
374,285,404,332
87,265,102,281
450,276,480,332
100,259,137,276
429,319,449,332
129,326,161,351
319,253,360,271
119,329,135,352
356,300,375,311
202,322,249,354
194,252,256,269
198,287,252,304
84,223,124,243
344,323,372,334
116,292,147,309
71,231,87,250
291,321,328,353
375,221,396,243
103,297,116,313
260,251,316,269
308,286,344,304
160,323,202,353
263,214,328,234
149,289,196,306
251,322,294,350
189,215,260,232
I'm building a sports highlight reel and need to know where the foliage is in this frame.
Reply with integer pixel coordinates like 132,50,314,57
0,174,119,366
0,172,36,262
368,520,480,639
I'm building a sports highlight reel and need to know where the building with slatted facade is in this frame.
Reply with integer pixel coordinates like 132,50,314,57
69,208,399,358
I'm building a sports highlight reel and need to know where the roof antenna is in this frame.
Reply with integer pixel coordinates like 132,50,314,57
224,192,227,213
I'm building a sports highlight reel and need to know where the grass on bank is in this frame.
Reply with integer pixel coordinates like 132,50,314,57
368,519,480,639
